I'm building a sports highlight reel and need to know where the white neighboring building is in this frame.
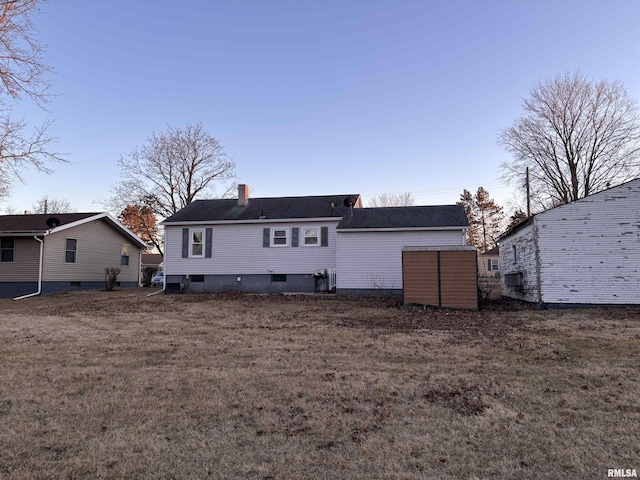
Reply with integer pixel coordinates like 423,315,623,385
498,179,640,306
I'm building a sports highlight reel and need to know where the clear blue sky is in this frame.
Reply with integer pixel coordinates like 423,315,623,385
3,0,640,215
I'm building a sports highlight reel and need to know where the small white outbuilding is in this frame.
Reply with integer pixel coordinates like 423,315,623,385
498,179,640,306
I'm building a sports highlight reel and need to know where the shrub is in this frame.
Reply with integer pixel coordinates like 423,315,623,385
104,268,121,291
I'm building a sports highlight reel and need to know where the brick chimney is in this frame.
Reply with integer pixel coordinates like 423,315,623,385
238,184,249,207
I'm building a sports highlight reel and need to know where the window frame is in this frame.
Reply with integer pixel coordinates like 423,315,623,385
302,226,320,247
190,229,205,258
512,245,518,263
271,227,289,247
121,244,131,266
489,258,499,271
65,238,78,264
0,237,15,263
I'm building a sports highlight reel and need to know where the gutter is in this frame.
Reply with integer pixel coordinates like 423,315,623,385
13,236,44,300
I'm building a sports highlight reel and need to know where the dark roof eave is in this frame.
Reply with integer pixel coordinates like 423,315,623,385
336,225,468,231
0,230,46,236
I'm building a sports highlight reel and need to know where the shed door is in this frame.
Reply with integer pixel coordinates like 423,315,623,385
402,251,439,305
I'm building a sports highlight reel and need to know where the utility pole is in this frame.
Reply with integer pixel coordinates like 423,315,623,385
526,167,531,217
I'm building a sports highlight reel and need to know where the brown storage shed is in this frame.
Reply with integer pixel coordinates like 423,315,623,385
402,246,478,309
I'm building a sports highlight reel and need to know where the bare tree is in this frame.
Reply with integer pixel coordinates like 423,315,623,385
31,195,76,214
368,192,415,207
499,72,640,209
111,123,235,219
0,0,65,199
1,203,17,214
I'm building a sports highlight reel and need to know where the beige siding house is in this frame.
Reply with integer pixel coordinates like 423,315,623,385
478,246,499,277
0,212,147,298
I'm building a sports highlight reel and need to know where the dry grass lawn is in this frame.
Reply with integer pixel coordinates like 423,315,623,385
0,289,639,479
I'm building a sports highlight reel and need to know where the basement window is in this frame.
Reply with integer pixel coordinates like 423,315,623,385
190,275,205,283
272,274,287,282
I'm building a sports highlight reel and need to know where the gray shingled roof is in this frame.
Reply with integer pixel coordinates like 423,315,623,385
162,195,360,223
336,205,468,229
0,213,99,233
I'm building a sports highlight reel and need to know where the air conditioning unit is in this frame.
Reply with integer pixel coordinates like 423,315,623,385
504,272,523,287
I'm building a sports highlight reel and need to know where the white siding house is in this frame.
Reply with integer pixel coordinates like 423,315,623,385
161,185,470,294
161,187,358,293
336,229,466,293
335,204,469,294
499,179,640,305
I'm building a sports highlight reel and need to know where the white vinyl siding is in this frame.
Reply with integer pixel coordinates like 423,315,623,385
164,221,339,275
336,230,466,290
43,219,142,283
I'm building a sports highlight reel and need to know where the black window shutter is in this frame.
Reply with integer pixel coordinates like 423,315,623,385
321,227,328,247
205,228,212,258
487,259,491,270
182,228,189,258
292,228,299,247
263,228,270,247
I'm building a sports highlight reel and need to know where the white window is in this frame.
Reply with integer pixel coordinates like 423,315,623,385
271,228,289,247
302,227,320,246
121,244,130,266
65,238,77,264
489,258,499,271
191,230,204,257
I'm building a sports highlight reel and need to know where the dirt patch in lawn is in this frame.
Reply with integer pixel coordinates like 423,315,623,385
0,289,639,479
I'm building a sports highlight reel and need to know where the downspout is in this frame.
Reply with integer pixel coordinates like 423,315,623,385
14,236,44,300
533,218,543,305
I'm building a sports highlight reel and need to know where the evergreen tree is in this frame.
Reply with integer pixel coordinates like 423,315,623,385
506,209,528,229
458,187,504,252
